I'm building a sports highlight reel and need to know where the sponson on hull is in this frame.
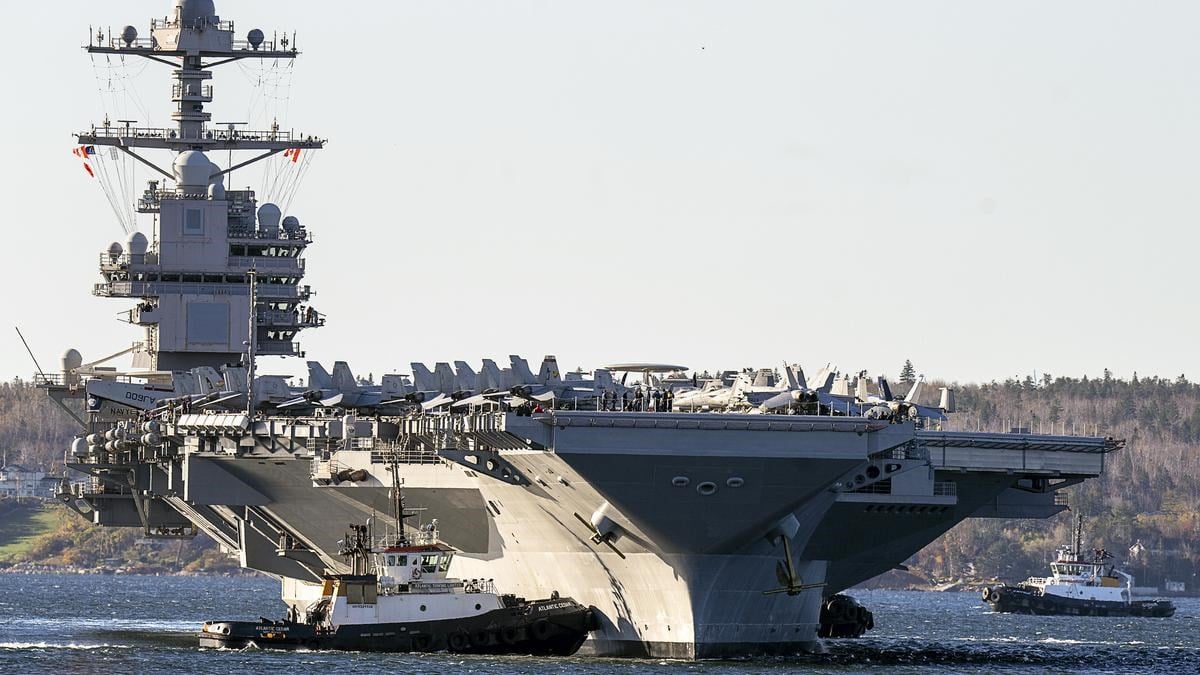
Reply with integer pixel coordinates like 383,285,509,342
200,521,599,654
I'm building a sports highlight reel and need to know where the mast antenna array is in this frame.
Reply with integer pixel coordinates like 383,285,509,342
78,2,325,179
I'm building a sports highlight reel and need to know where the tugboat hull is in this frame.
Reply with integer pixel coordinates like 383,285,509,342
983,586,1175,618
200,599,599,655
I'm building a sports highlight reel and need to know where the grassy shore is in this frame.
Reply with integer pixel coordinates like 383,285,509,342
0,503,60,562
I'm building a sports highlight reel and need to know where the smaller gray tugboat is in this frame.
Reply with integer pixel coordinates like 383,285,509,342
200,486,599,654
982,517,1175,618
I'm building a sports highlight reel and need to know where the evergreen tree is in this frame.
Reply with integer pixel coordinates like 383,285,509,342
899,360,916,384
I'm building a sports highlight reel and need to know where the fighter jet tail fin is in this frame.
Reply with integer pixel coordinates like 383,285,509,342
332,361,358,392
454,361,479,392
411,363,437,392
594,368,614,391
433,362,457,393
877,375,895,401
905,376,924,403
307,361,333,390
481,359,506,390
510,355,537,384
783,363,806,390
537,355,562,385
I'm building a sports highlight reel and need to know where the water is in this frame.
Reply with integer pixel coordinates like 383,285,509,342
0,575,1196,674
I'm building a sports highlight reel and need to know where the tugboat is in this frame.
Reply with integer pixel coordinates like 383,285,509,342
199,460,600,654
982,516,1175,618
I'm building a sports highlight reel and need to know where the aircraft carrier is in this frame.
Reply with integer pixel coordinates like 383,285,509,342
41,0,1120,659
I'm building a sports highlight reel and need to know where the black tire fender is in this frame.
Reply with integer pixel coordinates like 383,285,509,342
531,618,553,641
448,631,470,652
500,625,522,645
469,629,491,647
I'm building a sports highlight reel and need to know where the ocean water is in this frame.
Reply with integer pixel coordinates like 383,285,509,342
0,574,1196,674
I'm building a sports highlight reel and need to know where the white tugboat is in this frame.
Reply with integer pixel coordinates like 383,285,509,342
983,516,1175,618
200,465,599,654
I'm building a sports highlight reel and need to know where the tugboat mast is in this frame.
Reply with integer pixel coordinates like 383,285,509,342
1074,513,1084,559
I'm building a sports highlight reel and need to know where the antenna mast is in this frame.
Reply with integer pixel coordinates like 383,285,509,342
246,269,257,417
1074,512,1084,559
391,447,408,546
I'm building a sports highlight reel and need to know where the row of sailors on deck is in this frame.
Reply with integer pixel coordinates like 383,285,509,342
512,389,676,415
602,388,675,412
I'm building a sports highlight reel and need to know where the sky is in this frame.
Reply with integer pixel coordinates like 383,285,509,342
1,0,1198,385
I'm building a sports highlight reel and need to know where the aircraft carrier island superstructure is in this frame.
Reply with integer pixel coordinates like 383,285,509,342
43,1,1121,659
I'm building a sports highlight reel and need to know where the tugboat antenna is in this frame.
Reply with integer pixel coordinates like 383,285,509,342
391,447,408,546
1074,513,1084,560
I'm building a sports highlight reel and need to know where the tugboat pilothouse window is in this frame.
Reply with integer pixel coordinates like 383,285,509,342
184,208,204,235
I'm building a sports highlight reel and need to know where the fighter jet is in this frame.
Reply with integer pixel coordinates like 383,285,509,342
860,375,947,421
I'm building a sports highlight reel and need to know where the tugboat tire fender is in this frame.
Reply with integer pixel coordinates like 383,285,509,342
470,629,492,647
500,625,522,645
531,618,553,641
448,631,470,652
411,633,432,651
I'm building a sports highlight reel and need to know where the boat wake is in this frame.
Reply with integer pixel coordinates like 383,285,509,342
0,641,133,651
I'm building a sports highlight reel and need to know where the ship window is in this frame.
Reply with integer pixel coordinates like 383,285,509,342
185,208,204,235
439,554,453,572
421,554,438,573
395,555,407,566
386,555,396,566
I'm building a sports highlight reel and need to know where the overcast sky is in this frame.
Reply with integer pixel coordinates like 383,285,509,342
2,0,1197,385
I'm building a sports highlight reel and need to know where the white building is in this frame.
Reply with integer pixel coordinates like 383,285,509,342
0,464,48,499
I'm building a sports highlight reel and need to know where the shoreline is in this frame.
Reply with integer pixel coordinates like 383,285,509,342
0,564,260,578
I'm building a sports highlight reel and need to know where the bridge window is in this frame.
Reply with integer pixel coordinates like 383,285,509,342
421,554,439,573
184,208,204,235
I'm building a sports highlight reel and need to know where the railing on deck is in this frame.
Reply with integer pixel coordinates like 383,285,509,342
933,481,957,497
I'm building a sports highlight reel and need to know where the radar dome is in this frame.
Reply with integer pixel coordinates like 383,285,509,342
121,26,138,46
173,151,211,190
175,0,217,24
281,216,300,233
208,161,225,189
62,349,83,372
127,231,149,256
257,203,282,236
107,241,124,257
209,182,226,200
247,29,264,49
